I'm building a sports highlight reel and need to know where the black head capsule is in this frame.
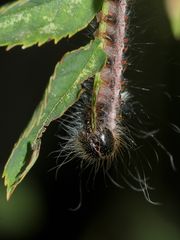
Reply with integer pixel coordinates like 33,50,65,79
79,128,115,160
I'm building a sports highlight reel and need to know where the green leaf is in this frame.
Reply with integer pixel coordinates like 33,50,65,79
0,0,103,48
3,39,106,200
165,0,180,39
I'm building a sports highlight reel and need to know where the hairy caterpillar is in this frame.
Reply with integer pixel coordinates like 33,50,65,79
55,0,177,203
57,0,130,167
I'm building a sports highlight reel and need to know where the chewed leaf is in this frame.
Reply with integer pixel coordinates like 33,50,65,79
0,0,103,48
2,39,106,200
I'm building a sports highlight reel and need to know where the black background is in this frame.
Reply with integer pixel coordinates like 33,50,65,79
0,0,180,240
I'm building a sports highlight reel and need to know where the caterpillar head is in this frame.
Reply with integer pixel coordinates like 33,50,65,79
78,127,115,161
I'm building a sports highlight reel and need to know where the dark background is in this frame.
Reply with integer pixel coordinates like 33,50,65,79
0,0,180,239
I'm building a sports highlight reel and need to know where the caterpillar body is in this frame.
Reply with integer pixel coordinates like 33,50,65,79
80,0,129,162
59,0,130,169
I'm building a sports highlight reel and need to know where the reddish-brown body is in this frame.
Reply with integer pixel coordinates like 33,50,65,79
74,0,129,163
96,0,129,133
